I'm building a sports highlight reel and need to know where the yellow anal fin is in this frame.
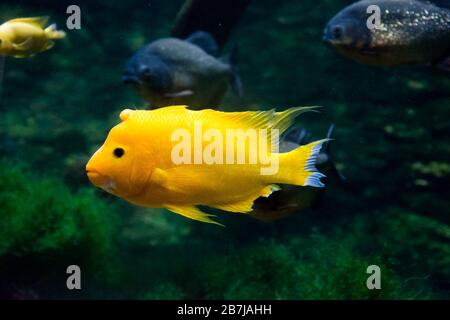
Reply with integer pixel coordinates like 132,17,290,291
216,109,275,129
214,200,254,213
45,41,55,50
261,184,282,197
213,184,281,213
165,205,224,227
9,16,49,28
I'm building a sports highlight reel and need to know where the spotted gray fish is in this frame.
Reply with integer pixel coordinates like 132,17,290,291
123,31,242,109
323,0,450,68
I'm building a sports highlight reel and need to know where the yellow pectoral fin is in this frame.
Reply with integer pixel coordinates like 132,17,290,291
9,16,49,28
150,168,176,191
151,168,167,187
214,184,281,213
165,205,224,227
150,167,187,194
150,166,216,194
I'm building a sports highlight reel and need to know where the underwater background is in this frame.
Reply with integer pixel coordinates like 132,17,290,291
0,0,449,299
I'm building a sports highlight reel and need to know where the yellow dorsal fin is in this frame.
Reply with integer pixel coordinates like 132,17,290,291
121,105,188,122
150,105,188,117
202,106,319,135
202,108,275,129
165,205,224,226
272,106,320,135
213,199,254,213
200,106,319,150
156,105,188,112
8,16,49,28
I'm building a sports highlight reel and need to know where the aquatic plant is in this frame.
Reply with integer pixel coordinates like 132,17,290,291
371,208,450,297
142,283,186,300
0,159,119,297
203,234,424,300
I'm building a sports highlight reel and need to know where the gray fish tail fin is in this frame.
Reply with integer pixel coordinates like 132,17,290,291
282,127,313,146
322,123,335,152
322,124,346,181
228,44,243,98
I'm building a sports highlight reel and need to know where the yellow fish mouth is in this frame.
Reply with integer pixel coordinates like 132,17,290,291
86,170,116,194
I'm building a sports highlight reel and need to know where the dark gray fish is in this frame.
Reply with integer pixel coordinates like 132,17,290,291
123,31,242,109
323,0,450,68
250,125,344,222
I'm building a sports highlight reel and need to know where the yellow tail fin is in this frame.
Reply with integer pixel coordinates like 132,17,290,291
44,24,66,40
277,139,328,187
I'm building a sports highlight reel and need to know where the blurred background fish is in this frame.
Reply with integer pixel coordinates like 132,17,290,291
251,124,344,221
323,0,450,70
122,31,243,109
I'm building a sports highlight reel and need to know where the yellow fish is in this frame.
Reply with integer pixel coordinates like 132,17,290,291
86,105,327,225
0,16,65,58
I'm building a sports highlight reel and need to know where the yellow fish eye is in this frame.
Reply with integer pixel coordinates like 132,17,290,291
113,147,125,158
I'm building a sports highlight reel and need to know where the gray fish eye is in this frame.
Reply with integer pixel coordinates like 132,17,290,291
332,26,343,39
139,66,151,76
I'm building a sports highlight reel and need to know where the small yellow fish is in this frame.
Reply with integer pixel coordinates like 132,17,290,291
86,105,327,225
0,16,65,58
